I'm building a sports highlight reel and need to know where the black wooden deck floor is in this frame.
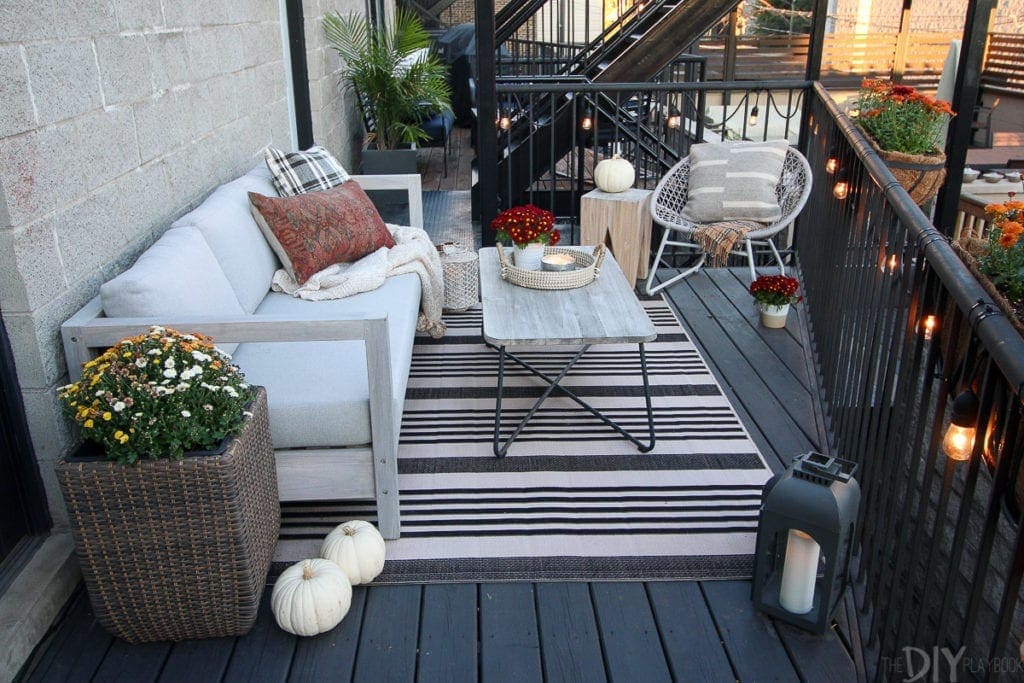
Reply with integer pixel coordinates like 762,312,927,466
20,201,862,682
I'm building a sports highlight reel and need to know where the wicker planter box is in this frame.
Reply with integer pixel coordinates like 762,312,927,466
56,387,279,643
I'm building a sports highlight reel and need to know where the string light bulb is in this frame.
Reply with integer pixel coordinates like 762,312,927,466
499,114,511,130
943,390,979,461
666,106,681,130
825,147,839,175
748,92,760,127
581,112,593,131
833,169,849,200
921,314,938,341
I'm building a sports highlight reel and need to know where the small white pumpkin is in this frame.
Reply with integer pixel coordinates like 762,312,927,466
594,154,635,193
321,520,386,585
271,558,352,636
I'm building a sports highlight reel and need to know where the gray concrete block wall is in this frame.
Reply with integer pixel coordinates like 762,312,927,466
306,0,375,172
0,0,369,528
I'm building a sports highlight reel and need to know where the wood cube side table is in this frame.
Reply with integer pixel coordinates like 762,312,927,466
580,188,653,285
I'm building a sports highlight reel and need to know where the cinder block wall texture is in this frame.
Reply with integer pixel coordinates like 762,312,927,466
0,0,371,527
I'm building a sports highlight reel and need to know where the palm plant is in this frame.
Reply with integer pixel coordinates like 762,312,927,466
323,9,451,151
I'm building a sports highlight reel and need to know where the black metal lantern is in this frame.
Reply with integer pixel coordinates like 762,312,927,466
752,452,860,633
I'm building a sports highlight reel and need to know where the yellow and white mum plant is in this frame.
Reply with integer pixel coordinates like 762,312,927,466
57,326,252,463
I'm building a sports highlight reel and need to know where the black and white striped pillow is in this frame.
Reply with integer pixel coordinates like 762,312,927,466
680,140,789,223
264,145,351,197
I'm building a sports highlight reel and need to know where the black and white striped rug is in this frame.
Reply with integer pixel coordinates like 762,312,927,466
279,298,772,582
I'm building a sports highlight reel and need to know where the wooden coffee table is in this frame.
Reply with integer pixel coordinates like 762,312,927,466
479,246,658,457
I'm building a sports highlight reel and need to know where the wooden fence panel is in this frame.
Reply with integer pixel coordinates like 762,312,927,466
697,31,958,90
982,33,1024,94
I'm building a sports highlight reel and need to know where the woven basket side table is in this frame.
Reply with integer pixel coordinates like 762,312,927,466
439,244,479,312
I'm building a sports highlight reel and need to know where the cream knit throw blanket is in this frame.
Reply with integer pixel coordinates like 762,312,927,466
271,224,447,338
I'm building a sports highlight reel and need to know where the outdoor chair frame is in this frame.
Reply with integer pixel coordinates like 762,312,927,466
644,147,812,294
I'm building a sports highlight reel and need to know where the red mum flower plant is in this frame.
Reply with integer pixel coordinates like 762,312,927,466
492,204,560,247
749,275,803,307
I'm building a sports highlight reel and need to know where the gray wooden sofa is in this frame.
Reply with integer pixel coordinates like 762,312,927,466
61,163,425,539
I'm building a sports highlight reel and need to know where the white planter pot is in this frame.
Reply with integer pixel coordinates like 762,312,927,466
514,243,544,271
760,303,790,329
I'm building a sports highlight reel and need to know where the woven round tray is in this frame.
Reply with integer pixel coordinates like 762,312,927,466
496,243,606,290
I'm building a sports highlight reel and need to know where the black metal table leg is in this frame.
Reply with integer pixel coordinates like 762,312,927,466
490,341,656,457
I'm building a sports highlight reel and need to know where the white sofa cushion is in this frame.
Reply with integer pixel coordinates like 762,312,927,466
171,163,280,313
100,226,245,354
230,273,421,449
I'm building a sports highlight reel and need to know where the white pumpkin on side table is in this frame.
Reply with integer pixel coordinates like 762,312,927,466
321,520,387,585
594,154,635,193
271,558,352,636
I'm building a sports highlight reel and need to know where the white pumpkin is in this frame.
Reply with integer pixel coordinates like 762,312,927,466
594,154,635,193
271,558,352,636
321,520,386,585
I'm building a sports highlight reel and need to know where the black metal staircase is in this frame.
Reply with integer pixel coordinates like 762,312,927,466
493,0,739,208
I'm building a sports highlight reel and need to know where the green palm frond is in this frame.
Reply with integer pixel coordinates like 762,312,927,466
323,9,450,150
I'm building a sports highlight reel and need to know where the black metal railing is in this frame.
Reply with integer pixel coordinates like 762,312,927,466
487,79,806,235
479,68,1024,678
800,82,1024,680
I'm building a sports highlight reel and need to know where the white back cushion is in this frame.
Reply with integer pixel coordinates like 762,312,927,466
100,227,245,354
680,140,789,223
171,164,280,313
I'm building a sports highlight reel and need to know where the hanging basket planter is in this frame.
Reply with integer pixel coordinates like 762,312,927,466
869,139,947,206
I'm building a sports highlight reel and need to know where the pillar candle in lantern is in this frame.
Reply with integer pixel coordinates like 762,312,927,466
779,529,820,614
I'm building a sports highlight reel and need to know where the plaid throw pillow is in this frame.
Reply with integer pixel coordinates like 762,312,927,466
264,145,351,197
680,140,789,223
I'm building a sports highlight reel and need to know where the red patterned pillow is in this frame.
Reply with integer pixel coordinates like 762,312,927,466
249,182,395,284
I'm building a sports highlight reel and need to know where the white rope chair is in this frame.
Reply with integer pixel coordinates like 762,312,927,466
643,147,812,295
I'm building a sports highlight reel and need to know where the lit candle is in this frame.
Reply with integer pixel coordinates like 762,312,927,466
541,253,575,271
779,529,820,614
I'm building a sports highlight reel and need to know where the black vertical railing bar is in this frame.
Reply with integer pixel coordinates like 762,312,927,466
962,397,1021,651
910,359,992,648
876,309,958,652
824,149,865,454
860,226,928,600
475,0,498,239
842,196,887,540
806,120,850,416
548,91,556,214
867,218,917,527
866,272,947,623
839,171,886,508
992,502,1024,665
929,361,997,649
572,95,582,245
987,402,1024,662
854,205,908,537
801,83,1024,672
